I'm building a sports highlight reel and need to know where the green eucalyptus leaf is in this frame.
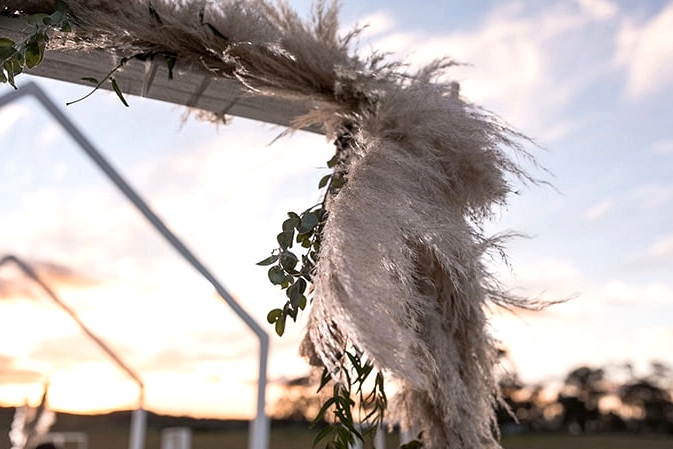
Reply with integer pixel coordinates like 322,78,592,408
267,265,286,285
294,277,307,294
282,216,300,232
286,280,304,306
327,154,339,168
0,38,15,47
110,77,130,106
24,39,43,68
280,275,294,289
0,47,15,60
274,315,286,336
276,230,293,250
256,254,279,266
298,212,319,234
81,77,99,85
280,252,298,271
318,174,331,189
3,61,16,88
266,308,282,324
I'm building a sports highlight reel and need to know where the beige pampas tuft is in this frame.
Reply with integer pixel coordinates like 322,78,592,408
7,1,548,447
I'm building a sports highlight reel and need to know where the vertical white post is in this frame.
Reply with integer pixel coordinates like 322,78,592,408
400,424,420,445
249,411,270,449
161,427,192,449
249,332,269,449
129,408,147,449
374,424,386,449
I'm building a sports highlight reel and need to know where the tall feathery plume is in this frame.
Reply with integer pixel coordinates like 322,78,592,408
4,2,548,447
9,382,56,449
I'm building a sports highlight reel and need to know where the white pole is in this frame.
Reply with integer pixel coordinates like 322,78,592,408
374,424,386,449
129,408,147,449
0,84,270,449
400,424,420,445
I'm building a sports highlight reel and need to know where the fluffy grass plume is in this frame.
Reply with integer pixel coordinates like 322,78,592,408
4,1,549,447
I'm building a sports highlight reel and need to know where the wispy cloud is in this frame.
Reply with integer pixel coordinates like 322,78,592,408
585,198,616,220
353,1,622,142
600,280,673,305
650,139,673,155
576,0,619,20
0,355,46,385
648,233,673,259
614,2,673,99
630,183,673,209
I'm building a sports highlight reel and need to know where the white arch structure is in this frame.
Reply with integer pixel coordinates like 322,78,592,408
0,254,146,449
0,83,270,449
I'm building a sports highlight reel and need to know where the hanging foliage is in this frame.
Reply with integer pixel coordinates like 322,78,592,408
1,1,555,448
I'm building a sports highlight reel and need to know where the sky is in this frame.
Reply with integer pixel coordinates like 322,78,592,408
0,0,672,420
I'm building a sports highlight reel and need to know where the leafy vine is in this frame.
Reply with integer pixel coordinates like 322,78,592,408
0,1,71,88
258,123,399,448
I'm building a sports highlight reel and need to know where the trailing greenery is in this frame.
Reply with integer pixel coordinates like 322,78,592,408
0,1,70,88
312,351,387,449
1,1,176,107
257,126,404,448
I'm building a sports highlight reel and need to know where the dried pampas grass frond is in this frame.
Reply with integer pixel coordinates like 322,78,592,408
7,1,552,447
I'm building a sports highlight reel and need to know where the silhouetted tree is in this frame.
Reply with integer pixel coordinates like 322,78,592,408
619,361,673,434
271,376,322,423
558,366,606,433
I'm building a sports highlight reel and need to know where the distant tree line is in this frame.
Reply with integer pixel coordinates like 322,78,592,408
273,354,673,436
495,355,673,435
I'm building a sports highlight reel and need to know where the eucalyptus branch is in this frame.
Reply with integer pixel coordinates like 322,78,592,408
1,2,178,107
0,1,71,88
67,57,130,106
259,122,394,448
312,349,388,449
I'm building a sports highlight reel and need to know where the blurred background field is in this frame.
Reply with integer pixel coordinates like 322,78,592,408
2,407,671,449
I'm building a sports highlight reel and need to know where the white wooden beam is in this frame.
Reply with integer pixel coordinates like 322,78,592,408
0,15,318,132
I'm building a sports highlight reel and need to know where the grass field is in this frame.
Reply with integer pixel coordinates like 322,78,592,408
25,428,672,449
1,408,670,449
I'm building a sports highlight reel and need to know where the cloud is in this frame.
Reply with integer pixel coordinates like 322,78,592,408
648,233,673,259
28,334,131,368
630,183,673,209
0,354,48,386
651,139,673,155
600,280,673,305
357,1,621,142
502,258,583,293
585,198,615,220
344,11,396,39
576,0,619,20
0,256,99,300
614,2,673,99
0,367,46,385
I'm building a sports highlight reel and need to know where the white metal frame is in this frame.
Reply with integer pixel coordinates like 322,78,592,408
0,83,270,449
